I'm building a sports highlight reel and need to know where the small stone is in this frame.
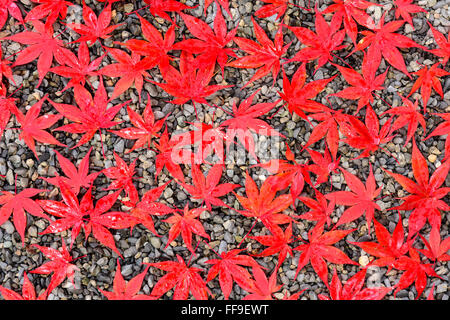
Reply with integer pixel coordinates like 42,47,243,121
359,255,370,267
114,140,125,153
150,237,161,249
1,221,15,234
436,283,447,293
428,154,437,163
97,257,108,266
121,264,133,277
124,3,134,13
28,226,38,238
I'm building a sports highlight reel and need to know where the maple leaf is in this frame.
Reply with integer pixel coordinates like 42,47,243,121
219,90,283,160
66,2,121,44
352,13,425,77
0,0,24,30
143,0,195,23
50,78,127,149
154,128,186,183
423,113,450,160
0,46,14,84
417,225,450,263
339,105,394,159
293,223,357,284
393,0,427,29
278,63,336,124
50,41,104,92
226,17,290,87
255,0,291,21
0,272,47,300
204,0,231,17
392,248,441,299
180,164,239,211
250,222,294,268
325,165,382,235
98,259,155,300
128,182,175,235
120,13,175,72
332,55,388,114
111,96,168,153
173,8,237,76
12,95,65,159
31,238,79,295
383,139,450,238
38,181,136,256
322,0,379,45
42,147,100,195
287,9,347,70
306,146,341,185
25,0,74,26
0,187,48,244
257,143,311,201
234,172,293,234
0,83,17,139
407,62,450,113
318,268,392,300
100,47,155,101
102,152,139,206
426,21,449,66
205,248,259,300
243,266,282,300
295,189,335,229
148,254,210,300
163,203,210,254
152,51,232,111
3,20,71,86
350,214,413,269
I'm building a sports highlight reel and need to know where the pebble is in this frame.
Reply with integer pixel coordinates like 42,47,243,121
121,264,133,277
150,237,161,249
1,221,15,234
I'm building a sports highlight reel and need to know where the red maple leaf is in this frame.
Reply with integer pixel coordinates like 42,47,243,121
174,8,237,76
352,13,425,77
143,0,195,23
180,164,239,211
407,62,450,113
325,165,382,235
50,41,104,93
234,172,293,234
66,2,121,44
38,181,136,256
423,113,450,160
0,46,14,84
100,47,155,101
293,223,357,284
384,139,450,238
350,213,413,269
3,20,71,86
295,189,335,229
339,105,394,159
278,63,336,123
250,222,294,268
381,95,426,147
163,204,210,254
42,147,100,195
392,248,441,299
25,0,73,26
332,54,388,114
0,0,24,30
426,21,449,66
243,266,282,300
255,0,292,21
393,0,427,29
102,152,139,206
418,226,450,263
12,95,65,159
219,90,283,160
287,9,346,70
306,146,341,185
205,248,259,300
50,79,127,149
148,254,210,300
111,96,168,153
0,187,49,244
98,259,154,300
318,268,392,300
128,182,175,235
226,17,290,87
120,13,175,72
30,238,79,295
0,83,17,138
154,128,186,183
0,272,47,300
